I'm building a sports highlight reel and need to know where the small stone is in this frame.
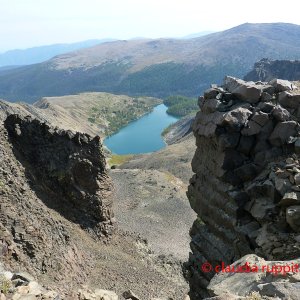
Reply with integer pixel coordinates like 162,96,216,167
295,174,300,185
11,272,35,283
292,185,300,192
275,177,292,196
293,167,300,173
286,158,295,164
94,289,118,300
286,206,300,232
275,169,290,179
279,192,300,206
28,281,43,296
123,290,140,300
290,175,295,184
16,285,30,295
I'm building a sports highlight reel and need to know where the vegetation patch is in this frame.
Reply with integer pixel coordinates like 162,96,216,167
0,276,11,295
87,95,162,136
163,95,198,117
108,154,134,167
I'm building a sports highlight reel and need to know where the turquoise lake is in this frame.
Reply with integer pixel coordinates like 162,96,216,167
104,104,178,154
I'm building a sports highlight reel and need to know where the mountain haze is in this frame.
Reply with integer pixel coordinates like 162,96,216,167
0,39,114,67
0,23,300,102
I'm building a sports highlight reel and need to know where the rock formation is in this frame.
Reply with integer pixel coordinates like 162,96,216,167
244,58,300,82
0,112,114,294
4,114,114,236
205,254,300,300
187,76,300,299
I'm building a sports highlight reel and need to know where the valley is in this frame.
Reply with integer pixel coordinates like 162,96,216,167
0,23,299,102
0,17,300,300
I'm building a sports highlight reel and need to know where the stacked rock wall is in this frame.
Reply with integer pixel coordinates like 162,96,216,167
187,77,300,299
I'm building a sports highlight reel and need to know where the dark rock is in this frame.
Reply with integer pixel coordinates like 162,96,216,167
204,88,220,100
269,78,296,92
279,192,300,206
286,206,300,232
261,92,273,102
251,112,269,126
222,149,247,171
11,272,35,283
275,178,292,196
269,121,298,147
278,91,300,109
237,136,255,155
295,138,300,154
218,132,240,150
271,106,291,122
234,163,258,182
257,102,275,113
232,192,250,208
202,99,221,114
221,107,252,130
241,120,262,136
198,96,204,109
223,76,262,103
4,114,114,236
254,147,283,167
123,290,140,300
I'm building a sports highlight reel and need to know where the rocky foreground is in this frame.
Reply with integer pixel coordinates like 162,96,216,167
0,103,190,299
187,77,300,299
2,75,300,300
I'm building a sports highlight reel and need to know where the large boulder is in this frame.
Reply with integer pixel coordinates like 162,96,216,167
207,254,300,299
223,76,262,103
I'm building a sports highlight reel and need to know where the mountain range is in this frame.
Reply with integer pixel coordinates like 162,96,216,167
0,39,114,67
0,22,300,103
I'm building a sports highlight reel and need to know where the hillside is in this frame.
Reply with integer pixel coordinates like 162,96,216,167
0,39,113,67
244,58,300,81
1,23,300,102
0,92,162,137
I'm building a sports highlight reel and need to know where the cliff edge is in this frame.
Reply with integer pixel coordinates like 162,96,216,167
187,77,300,299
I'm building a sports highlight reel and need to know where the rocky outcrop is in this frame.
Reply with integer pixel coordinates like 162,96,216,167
187,76,300,299
244,58,300,82
204,254,300,300
0,262,119,300
163,115,194,145
4,114,114,236
0,113,114,294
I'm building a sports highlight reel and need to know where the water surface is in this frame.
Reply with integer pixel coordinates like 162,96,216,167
104,104,178,154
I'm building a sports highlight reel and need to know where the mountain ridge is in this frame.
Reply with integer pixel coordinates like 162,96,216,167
0,22,300,102
0,39,115,67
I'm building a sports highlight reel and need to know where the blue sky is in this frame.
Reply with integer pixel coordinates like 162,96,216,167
0,0,299,52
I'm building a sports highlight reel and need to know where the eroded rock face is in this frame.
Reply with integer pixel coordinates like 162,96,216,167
4,114,114,236
244,58,300,82
187,77,300,299
0,113,114,291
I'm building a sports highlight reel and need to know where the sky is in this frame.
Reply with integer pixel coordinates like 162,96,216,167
0,0,299,52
